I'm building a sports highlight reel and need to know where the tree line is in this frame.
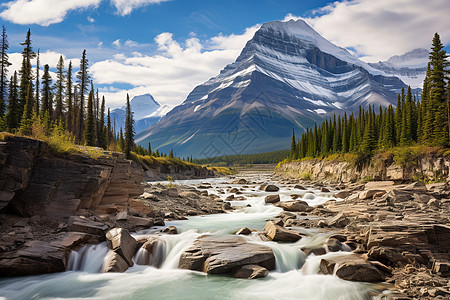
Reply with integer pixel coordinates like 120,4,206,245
0,26,189,161
290,33,450,160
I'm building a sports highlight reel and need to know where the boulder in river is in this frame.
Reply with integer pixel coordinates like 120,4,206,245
275,200,310,212
264,185,279,192
179,235,275,274
232,179,247,184
0,241,69,277
263,221,302,242
162,225,178,234
106,228,137,266
234,264,269,279
294,185,306,190
320,254,391,282
265,194,280,204
236,227,252,235
103,250,130,272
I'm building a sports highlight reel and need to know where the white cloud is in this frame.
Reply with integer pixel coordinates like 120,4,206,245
112,39,121,48
302,0,450,62
110,0,170,16
91,25,259,108
0,0,101,26
0,0,169,25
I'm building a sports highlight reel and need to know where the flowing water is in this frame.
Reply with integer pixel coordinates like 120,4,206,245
0,173,377,300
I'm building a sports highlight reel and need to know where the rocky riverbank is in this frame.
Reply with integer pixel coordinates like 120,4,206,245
265,177,450,299
0,135,218,276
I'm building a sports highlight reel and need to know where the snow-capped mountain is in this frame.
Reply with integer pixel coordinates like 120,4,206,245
136,19,408,158
369,48,428,88
110,94,170,134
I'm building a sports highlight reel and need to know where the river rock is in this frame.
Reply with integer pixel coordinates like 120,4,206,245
320,187,330,192
232,179,247,184
320,254,391,282
228,188,239,193
68,216,109,237
263,221,302,242
401,181,427,193
236,227,252,235
327,213,349,228
127,216,154,228
0,241,70,277
275,200,310,212
103,250,130,272
335,190,352,199
162,226,178,234
302,246,327,256
106,228,137,266
179,235,275,274
294,185,306,190
222,202,233,210
179,191,200,199
359,190,386,200
326,238,348,252
265,185,279,192
265,194,280,204
234,264,269,279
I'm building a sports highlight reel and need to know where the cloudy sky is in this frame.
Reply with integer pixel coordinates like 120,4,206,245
1,0,449,109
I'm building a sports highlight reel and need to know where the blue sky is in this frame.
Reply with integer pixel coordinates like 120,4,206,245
0,0,449,109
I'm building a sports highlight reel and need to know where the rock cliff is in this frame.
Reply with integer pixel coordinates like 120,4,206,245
276,152,450,183
0,135,144,220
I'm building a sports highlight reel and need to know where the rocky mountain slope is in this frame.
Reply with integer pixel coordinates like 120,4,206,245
136,19,407,158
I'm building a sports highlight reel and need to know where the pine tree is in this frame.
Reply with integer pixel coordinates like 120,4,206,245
119,127,124,150
169,148,174,158
83,90,95,146
106,108,111,149
41,64,52,117
428,33,449,146
98,96,105,148
54,55,65,121
19,83,33,135
148,142,152,155
5,72,19,130
34,50,40,114
290,128,297,159
65,61,73,132
0,25,11,117
124,94,135,159
18,29,36,121
76,50,89,142
361,106,376,153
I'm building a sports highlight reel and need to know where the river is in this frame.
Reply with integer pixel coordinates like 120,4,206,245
0,171,377,300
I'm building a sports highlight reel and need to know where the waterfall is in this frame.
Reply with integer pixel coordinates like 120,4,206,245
67,242,109,273
134,239,166,267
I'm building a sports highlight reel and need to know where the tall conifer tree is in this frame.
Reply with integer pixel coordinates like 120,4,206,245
0,25,11,117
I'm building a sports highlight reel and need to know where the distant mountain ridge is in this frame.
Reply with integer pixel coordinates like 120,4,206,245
110,94,170,134
136,19,409,158
369,48,429,88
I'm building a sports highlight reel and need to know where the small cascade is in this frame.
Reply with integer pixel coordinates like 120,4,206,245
134,239,166,267
67,242,109,273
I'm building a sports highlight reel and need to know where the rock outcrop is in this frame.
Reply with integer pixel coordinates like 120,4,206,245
276,150,450,183
0,136,144,220
179,236,275,275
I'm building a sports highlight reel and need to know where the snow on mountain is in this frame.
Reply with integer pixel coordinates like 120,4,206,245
136,19,409,158
110,94,167,134
369,48,428,88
